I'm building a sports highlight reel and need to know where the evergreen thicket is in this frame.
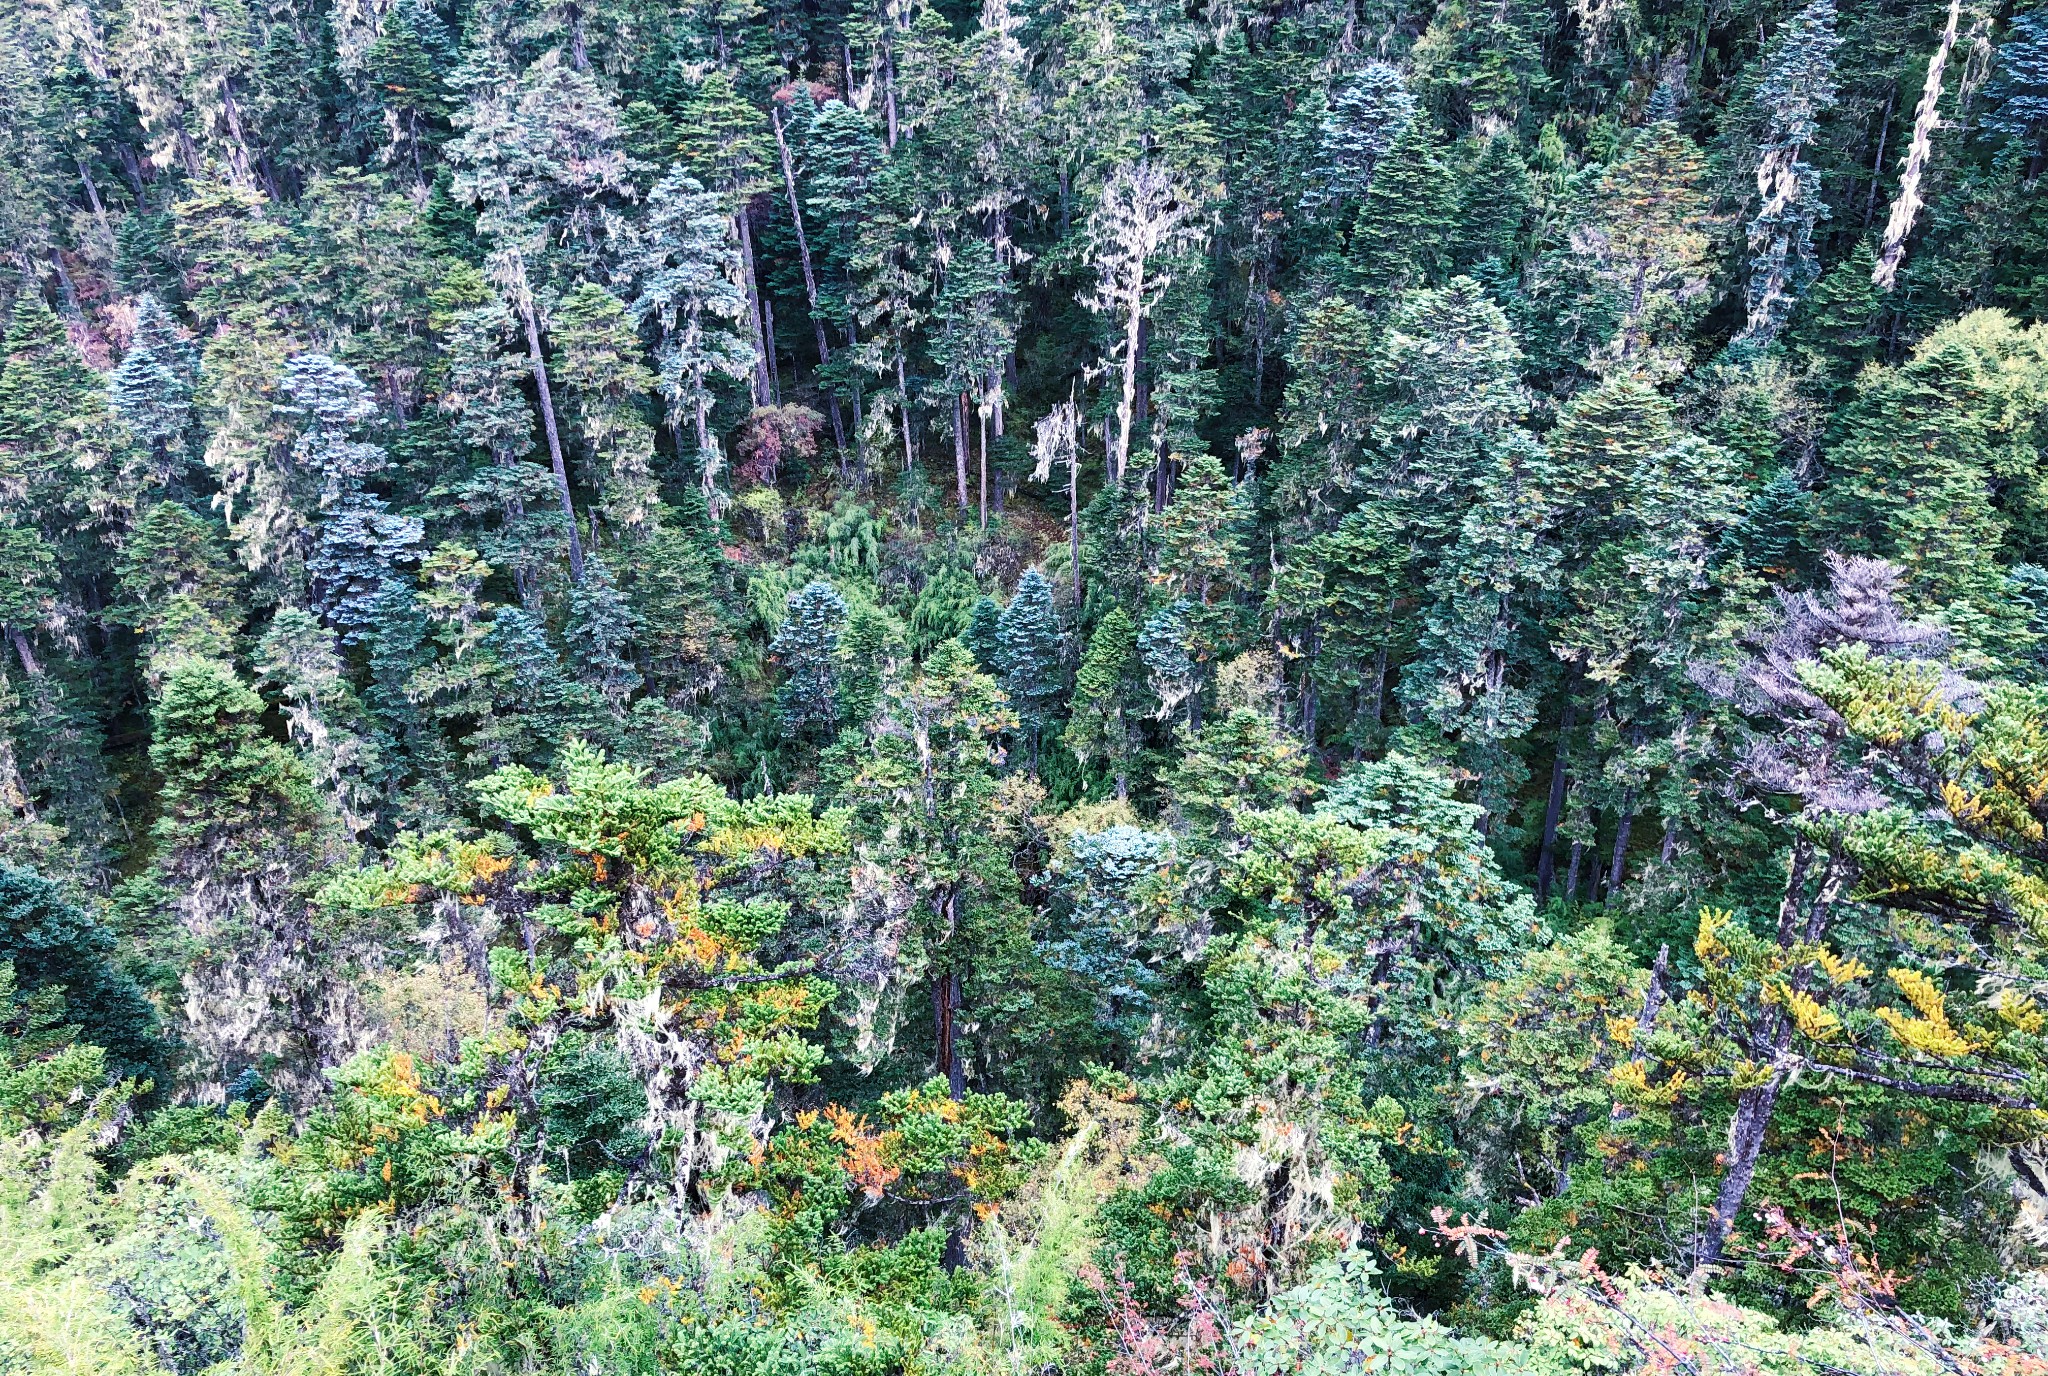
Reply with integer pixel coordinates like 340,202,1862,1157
12,0,2048,1370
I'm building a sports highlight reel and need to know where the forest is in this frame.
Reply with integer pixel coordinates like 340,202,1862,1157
10,0,2048,1368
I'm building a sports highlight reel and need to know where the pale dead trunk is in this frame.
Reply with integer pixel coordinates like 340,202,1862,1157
1873,0,1962,291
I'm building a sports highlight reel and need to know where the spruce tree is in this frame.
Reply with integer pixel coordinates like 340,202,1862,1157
1307,63,1416,209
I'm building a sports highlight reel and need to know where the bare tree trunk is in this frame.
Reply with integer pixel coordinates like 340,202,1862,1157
519,296,586,582
1700,840,1846,1269
762,295,781,405
1874,0,1963,291
736,211,773,405
953,393,970,510
978,407,989,530
1113,269,1146,480
1863,84,1897,228
771,107,846,454
6,626,43,679
883,40,900,151
77,160,111,242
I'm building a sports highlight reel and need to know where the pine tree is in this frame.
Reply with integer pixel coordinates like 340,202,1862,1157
771,581,848,743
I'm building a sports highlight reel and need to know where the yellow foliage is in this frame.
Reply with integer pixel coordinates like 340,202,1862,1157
1817,949,1873,984
1694,907,1735,966
1779,988,1843,1041
1877,1007,1974,1058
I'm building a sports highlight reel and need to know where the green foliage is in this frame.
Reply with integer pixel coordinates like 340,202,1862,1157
19,0,2048,1365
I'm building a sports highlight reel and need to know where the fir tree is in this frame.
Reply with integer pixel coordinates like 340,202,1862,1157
996,568,1066,767
281,354,424,643
1741,0,1839,342
1348,117,1454,296
1307,63,1415,209
565,557,645,714
1063,605,1140,798
107,294,197,486
771,581,848,743
962,594,1003,672
0,864,163,1085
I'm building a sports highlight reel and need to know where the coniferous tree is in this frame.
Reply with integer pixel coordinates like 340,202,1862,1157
771,580,849,743
995,568,1065,768
282,354,424,643
1741,0,1840,342
107,294,197,486
1307,63,1415,211
1063,605,1140,798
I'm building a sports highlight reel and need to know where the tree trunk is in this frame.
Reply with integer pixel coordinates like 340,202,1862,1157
771,107,846,454
1069,452,1082,603
736,211,773,405
519,296,586,582
1606,790,1637,897
762,294,781,405
889,349,912,473
978,406,989,530
1874,0,1963,291
1113,269,1146,480
1535,694,1576,902
6,626,43,679
1565,837,1585,903
1863,84,1897,228
953,393,970,510
1700,840,1846,1269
